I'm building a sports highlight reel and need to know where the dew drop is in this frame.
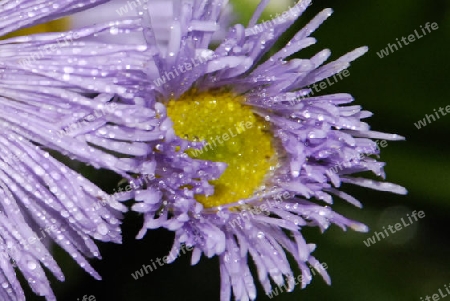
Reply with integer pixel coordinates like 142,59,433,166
27,261,37,270
97,224,109,235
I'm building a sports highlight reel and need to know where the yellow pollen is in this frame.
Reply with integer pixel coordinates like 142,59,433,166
167,90,276,208
2,18,70,39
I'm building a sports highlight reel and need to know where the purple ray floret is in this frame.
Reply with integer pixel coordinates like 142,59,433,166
0,0,156,300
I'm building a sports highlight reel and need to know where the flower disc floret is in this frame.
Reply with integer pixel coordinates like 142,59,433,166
167,90,277,208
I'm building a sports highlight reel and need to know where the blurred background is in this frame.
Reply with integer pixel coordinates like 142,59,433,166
24,0,450,300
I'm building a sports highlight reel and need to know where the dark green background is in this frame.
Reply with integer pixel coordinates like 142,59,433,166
26,0,450,300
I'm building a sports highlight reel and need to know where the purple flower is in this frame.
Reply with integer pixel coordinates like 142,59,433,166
115,1,407,300
0,0,153,300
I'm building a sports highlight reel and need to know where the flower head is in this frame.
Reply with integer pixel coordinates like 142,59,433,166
113,0,407,300
0,0,152,299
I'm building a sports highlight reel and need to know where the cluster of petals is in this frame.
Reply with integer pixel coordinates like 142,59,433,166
0,0,407,300
0,0,155,299
102,1,407,301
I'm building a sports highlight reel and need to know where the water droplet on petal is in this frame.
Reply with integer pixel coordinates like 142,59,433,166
97,224,109,235
27,261,37,270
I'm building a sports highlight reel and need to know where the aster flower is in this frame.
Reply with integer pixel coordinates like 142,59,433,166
112,0,407,300
0,1,153,300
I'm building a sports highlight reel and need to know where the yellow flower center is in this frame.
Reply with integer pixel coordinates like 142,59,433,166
167,90,277,208
2,18,69,39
